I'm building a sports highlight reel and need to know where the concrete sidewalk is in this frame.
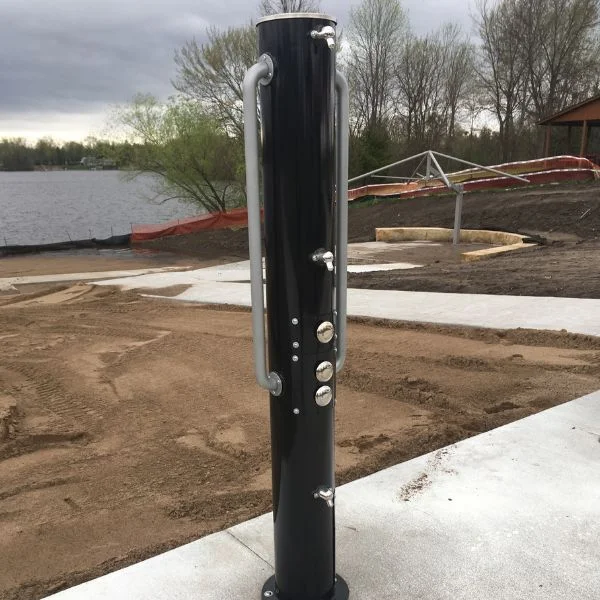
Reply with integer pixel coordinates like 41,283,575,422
46,390,600,600
0,266,191,292
95,268,600,337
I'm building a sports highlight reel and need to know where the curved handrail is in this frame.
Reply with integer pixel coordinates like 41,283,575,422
243,56,282,396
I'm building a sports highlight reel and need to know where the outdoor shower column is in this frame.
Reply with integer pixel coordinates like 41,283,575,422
243,12,349,600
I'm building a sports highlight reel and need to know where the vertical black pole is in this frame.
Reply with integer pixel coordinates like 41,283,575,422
255,13,349,600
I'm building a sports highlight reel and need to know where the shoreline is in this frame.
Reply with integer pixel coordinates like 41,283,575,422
0,234,131,257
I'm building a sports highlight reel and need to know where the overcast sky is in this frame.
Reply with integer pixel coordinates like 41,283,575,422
0,0,474,142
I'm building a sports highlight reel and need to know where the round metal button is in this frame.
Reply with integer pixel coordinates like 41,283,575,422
315,386,333,407
316,361,334,383
316,321,334,344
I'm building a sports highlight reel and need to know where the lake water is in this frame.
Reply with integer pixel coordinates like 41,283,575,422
0,171,204,246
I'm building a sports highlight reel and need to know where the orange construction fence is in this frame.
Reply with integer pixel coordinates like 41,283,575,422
131,207,253,242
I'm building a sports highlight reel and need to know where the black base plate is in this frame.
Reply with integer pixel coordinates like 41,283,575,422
261,575,349,600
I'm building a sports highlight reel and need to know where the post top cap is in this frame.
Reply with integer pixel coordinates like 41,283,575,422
256,13,337,25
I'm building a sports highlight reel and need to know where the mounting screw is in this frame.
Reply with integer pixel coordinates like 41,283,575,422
264,592,274,598
292,355,299,362
292,341,300,349
293,408,300,415
292,318,299,325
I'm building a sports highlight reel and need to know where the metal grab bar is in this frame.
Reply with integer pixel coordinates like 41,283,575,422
243,55,282,396
335,71,349,372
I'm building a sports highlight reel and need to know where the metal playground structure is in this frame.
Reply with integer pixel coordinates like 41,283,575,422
349,151,531,245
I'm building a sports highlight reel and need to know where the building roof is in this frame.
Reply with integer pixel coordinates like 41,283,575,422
539,94,600,126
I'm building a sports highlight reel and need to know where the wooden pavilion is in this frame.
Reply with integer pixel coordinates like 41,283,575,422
539,94,600,161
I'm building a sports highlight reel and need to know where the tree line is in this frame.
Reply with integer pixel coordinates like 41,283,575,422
346,0,600,172
0,137,136,171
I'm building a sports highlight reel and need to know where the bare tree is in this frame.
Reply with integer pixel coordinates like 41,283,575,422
520,0,600,121
441,24,474,140
475,0,529,161
396,33,446,147
172,24,257,139
394,24,472,149
259,0,321,15
346,0,407,133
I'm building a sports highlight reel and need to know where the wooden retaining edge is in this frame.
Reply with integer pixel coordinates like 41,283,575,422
375,227,538,262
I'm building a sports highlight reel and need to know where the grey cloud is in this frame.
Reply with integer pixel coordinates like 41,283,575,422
0,0,471,127
0,2,215,114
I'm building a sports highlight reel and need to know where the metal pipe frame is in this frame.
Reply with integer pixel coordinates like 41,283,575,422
348,150,430,184
433,150,530,184
350,150,530,186
349,150,531,246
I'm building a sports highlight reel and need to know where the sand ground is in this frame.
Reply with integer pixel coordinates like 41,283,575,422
0,250,212,279
1,283,599,599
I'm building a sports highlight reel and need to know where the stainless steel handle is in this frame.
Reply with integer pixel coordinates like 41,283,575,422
335,71,349,372
243,55,282,396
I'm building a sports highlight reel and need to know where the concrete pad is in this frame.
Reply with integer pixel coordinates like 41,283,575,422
96,269,240,290
132,281,600,338
45,391,600,600
147,281,254,307
346,289,600,336
192,261,423,279
348,263,422,272
0,267,190,288
45,529,271,600
93,261,600,336
348,240,441,258
96,260,420,289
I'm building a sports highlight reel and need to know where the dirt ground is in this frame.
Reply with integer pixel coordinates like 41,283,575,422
349,240,600,297
2,180,600,599
346,182,600,297
0,249,209,279
1,284,600,599
141,181,600,297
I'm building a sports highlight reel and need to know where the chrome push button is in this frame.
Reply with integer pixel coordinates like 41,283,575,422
316,321,334,344
315,386,333,407
316,361,334,383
